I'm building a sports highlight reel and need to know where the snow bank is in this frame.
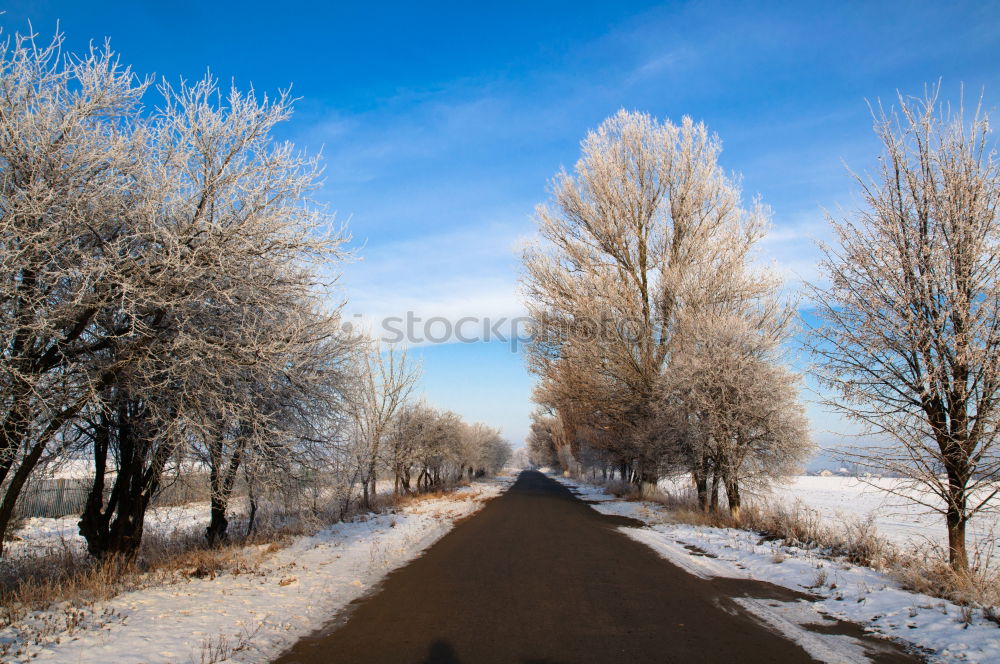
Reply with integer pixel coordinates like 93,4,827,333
1,476,514,663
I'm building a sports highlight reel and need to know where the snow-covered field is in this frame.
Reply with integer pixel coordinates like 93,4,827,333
559,476,1000,664
1,475,514,663
776,477,998,564
655,475,1000,567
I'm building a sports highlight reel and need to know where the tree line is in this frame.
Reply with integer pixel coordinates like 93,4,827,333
0,31,509,559
524,91,1000,572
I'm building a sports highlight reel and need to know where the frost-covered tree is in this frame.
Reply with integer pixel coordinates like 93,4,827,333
385,402,436,495
348,342,419,509
0,25,359,555
71,72,353,558
809,88,1000,572
384,404,509,495
459,422,511,479
0,32,152,549
526,412,560,469
659,311,811,517
193,307,358,546
522,109,770,493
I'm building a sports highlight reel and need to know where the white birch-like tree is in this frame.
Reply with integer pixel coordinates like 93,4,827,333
348,342,419,509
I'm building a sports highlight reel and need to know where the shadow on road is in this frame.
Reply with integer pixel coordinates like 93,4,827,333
422,639,570,664
421,640,461,664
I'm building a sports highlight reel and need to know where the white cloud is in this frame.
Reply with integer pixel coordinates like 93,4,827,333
339,222,529,346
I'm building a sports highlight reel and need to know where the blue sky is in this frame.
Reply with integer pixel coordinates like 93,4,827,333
6,1,1000,452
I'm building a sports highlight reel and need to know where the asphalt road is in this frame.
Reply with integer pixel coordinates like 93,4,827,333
273,470,918,664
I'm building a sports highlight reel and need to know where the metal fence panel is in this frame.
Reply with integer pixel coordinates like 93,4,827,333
11,474,220,520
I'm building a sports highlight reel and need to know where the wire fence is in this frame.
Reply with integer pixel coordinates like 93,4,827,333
12,473,220,520
10,468,374,522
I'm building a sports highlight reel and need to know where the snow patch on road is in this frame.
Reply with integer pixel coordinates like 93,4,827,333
620,527,738,580
734,597,875,664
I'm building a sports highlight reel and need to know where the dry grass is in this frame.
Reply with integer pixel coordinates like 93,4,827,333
599,479,642,501
726,500,999,609
0,532,275,647
388,482,472,510
193,620,264,664
892,551,1000,609
733,501,895,567
3,529,275,630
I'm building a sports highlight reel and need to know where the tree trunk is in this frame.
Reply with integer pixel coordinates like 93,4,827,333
0,387,32,487
944,456,970,572
946,510,968,573
694,472,708,512
245,469,258,538
205,431,244,546
725,475,741,521
78,417,112,558
639,469,658,499
0,439,50,556
206,499,229,546
79,399,175,559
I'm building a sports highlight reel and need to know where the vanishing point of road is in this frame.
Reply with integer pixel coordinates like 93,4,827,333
274,471,918,664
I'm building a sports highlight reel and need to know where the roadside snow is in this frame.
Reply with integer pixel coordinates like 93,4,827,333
1,476,513,664
557,476,1000,664
650,474,999,567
